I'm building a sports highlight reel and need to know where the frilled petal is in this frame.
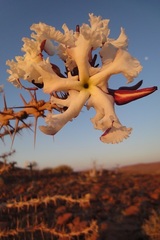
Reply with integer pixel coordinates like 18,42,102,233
21,37,40,56
6,37,44,87
102,44,142,82
108,27,128,49
41,39,55,55
6,60,23,88
91,43,142,87
100,122,132,143
80,13,110,48
67,34,91,82
100,43,118,67
6,55,43,86
87,86,132,143
32,63,80,93
39,90,90,135
31,22,65,43
39,125,56,135
87,86,119,130
58,14,110,71
61,24,76,46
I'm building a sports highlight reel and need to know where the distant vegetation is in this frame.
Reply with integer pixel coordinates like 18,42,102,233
143,210,160,239
50,165,74,175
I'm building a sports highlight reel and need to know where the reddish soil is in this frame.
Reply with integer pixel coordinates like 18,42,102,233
0,163,160,240
119,161,160,175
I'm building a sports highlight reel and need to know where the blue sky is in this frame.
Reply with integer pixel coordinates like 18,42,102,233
0,0,160,170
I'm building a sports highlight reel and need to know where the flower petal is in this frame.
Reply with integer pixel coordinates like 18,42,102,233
87,86,132,143
108,27,128,49
50,90,78,108
39,125,56,135
83,13,110,48
41,39,55,56
30,22,65,44
6,37,43,87
32,63,80,93
67,34,90,82
87,86,119,131
100,122,132,143
39,90,90,135
91,43,142,86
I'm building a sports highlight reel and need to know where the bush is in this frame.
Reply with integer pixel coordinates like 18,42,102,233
0,177,5,187
51,165,73,175
142,209,160,240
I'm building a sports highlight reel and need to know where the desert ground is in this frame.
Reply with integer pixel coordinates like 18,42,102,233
0,161,160,240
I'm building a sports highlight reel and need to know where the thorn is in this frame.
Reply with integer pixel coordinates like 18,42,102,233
20,119,33,132
2,92,7,111
6,125,13,138
20,94,28,106
28,90,37,103
17,78,38,91
0,134,5,144
34,117,38,148
33,90,37,102
11,119,19,148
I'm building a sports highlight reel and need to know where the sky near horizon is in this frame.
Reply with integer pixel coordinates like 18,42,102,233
0,0,160,171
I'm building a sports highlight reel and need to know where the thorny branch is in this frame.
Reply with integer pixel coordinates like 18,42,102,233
0,86,65,147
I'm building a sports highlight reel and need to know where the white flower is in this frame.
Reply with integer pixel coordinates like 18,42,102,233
6,13,144,143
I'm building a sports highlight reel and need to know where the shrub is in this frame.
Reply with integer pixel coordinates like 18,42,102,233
52,165,73,175
0,177,5,186
142,209,160,240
